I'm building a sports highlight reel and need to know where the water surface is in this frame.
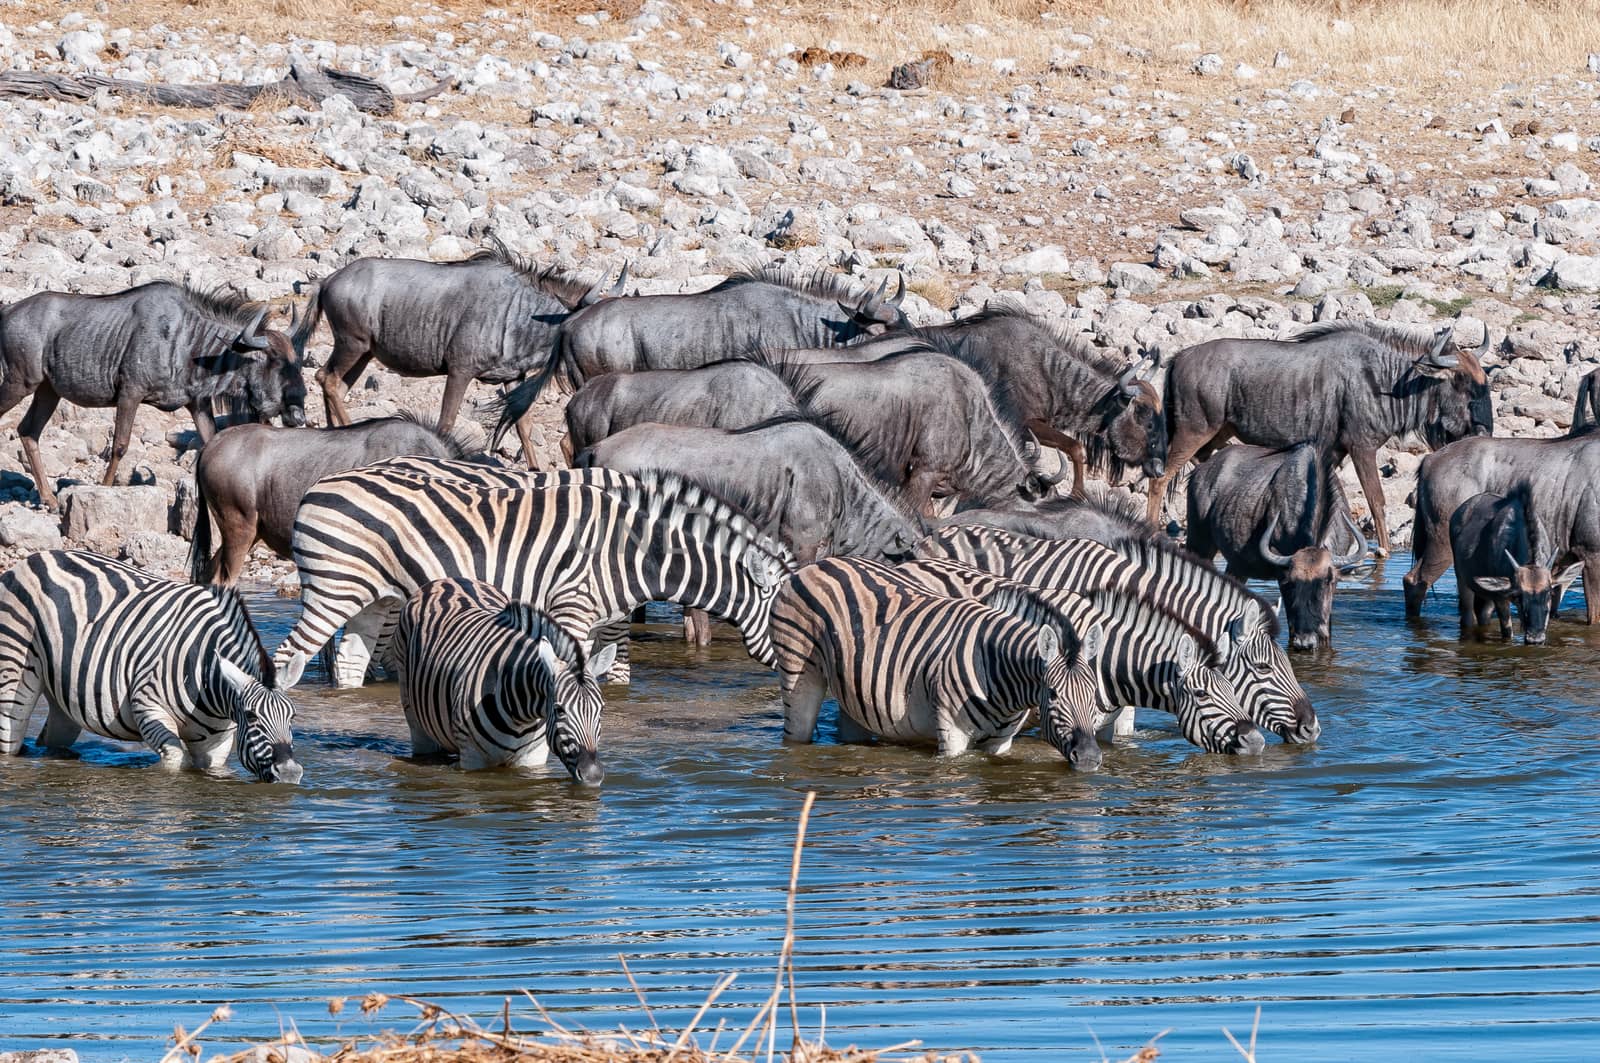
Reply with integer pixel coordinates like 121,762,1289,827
2,555,1598,1060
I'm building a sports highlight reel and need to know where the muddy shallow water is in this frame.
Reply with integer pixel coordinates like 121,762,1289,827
2,554,1598,1061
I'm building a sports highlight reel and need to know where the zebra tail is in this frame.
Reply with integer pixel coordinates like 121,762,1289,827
187,478,215,584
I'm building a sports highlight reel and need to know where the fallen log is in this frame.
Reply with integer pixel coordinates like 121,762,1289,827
0,54,451,115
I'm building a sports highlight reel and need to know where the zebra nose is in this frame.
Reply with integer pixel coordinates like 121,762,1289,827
573,751,605,788
1233,722,1266,756
1068,729,1103,773
272,759,304,785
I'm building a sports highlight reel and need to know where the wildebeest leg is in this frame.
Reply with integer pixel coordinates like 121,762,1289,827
434,369,473,437
16,382,64,510
100,395,141,488
559,430,576,468
1348,446,1391,557
189,401,218,445
514,409,543,471
682,607,713,647
1493,598,1513,640
317,342,372,427
215,505,258,587
1585,557,1600,624
1404,530,1454,618
1146,422,1219,525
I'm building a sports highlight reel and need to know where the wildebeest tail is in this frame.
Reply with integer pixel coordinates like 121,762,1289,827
289,283,322,362
187,477,215,584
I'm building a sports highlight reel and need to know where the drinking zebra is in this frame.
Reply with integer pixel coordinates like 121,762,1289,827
918,526,1318,742
394,579,617,783
770,557,1088,758
0,550,305,782
893,558,1262,755
276,457,797,694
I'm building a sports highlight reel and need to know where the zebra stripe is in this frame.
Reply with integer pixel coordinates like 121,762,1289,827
1112,539,1318,743
395,579,616,783
0,550,304,782
893,558,1261,755
278,458,797,693
771,558,1065,757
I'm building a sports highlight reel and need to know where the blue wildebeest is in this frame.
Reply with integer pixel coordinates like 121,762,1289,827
1403,432,1600,622
395,578,617,779
1147,322,1493,556
575,416,924,644
189,412,491,586
1572,368,1600,436
767,345,1059,515
492,265,909,454
1186,443,1367,651
563,360,803,455
1448,490,1580,645
0,550,306,782
0,282,307,508
289,242,621,462
765,301,1167,497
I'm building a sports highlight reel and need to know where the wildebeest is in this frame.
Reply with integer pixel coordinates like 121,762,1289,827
769,346,1057,514
563,359,803,456
575,416,924,643
1185,443,1367,651
839,302,1168,495
0,282,307,508
1572,368,1600,436
1148,321,1493,555
189,413,488,586
289,242,621,461
1448,490,1579,644
1403,432,1600,622
492,265,908,446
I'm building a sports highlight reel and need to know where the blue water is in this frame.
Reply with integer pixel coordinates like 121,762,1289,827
2,555,1598,1060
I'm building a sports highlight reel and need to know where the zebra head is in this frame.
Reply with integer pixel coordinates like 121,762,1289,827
1166,635,1265,756
215,653,305,784
1224,611,1320,744
537,638,617,787
1037,621,1105,773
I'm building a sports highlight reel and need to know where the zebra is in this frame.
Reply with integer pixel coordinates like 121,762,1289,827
893,558,1263,755
770,557,1081,758
918,526,1317,742
394,579,618,783
0,550,306,782
277,457,797,695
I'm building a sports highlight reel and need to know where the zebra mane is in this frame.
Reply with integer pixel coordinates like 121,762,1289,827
709,261,885,306
618,469,799,573
1088,588,1226,667
469,237,601,309
205,585,277,687
499,599,588,665
981,584,1089,663
1115,537,1281,639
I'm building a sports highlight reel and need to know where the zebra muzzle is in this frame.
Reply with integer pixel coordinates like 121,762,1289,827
1067,728,1104,773
572,750,605,788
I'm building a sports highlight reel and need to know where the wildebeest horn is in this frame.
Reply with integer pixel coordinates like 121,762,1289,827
578,268,616,307
1118,364,1141,397
236,306,270,350
1503,548,1521,571
1330,510,1366,569
1258,514,1294,568
1428,322,1459,367
608,261,630,298
890,272,906,306
1475,330,1491,359
1037,455,1069,486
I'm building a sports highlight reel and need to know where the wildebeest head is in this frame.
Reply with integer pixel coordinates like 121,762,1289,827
225,305,308,427
835,273,909,336
1412,328,1492,448
1101,363,1168,479
1473,551,1582,646
1260,510,1366,651
216,652,306,784
538,637,617,787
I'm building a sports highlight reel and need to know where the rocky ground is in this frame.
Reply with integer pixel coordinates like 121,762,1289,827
3,0,1600,585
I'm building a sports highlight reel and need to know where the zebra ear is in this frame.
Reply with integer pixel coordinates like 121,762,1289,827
534,638,560,673
1175,634,1200,671
1078,622,1105,663
743,549,782,588
215,657,255,695
278,651,307,691
1035,624,1060,664
588,640,619,679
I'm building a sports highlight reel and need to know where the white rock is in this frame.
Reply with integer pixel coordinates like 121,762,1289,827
57,30,105,69
60,486,167,550
1548,254,1600,291
1108,261,1163,294
999,245,1077,276
1192,53,1223,76
0,505,63,551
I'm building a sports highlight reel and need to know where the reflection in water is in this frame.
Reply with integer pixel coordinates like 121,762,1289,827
3,558,1600,1061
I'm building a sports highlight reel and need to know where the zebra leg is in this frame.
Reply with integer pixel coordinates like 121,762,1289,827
366,604,402,682
0,663,46,755
330,601,393,689
185,727,235,775
591,618,630,685
1097,705,1137,741
976,714,1029,757
781,663,828,744
834,711,875,745
131,698,187,771
36,703,82,756
935,718,975,757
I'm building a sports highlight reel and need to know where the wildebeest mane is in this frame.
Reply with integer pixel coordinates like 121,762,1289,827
176,282,273,335
729,412,920,519
880,337,1040,464
708,262,888,307
1289,319,1449,360
471,238,600,308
